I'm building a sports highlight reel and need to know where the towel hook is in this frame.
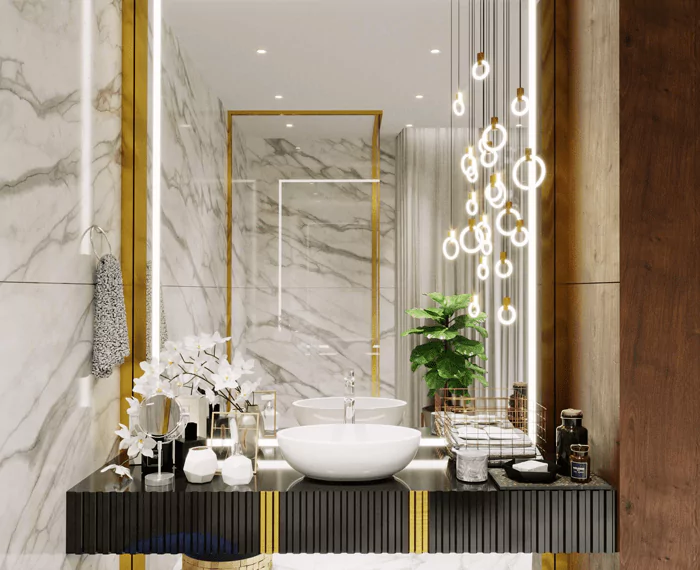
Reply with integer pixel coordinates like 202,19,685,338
82,225,113,261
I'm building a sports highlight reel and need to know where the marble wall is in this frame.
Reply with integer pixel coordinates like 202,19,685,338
157,20,228,342
0,0,121,568
230,127,396,425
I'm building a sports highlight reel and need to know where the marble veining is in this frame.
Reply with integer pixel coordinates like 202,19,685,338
0,0,121,568
230,128,396,426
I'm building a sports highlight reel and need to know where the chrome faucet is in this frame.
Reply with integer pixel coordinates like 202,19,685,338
343,369,356,424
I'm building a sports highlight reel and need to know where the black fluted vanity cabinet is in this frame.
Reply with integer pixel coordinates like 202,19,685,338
66,446,617,557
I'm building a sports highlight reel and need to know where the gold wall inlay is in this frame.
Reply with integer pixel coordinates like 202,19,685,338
226,110,382,392
120,1,148,568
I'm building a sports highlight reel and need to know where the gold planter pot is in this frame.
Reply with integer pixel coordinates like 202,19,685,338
182,554,272,570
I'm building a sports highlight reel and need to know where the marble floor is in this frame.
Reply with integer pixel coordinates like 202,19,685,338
152,553,535,570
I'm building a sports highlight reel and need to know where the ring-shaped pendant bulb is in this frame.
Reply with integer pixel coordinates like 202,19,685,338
512,148,547,191
453,92,465,117
442,230,459,261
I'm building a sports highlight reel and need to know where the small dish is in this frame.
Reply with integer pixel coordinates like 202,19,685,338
503,459,558,484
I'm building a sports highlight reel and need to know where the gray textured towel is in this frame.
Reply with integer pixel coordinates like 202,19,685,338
146,260,169,361
92,254,130,378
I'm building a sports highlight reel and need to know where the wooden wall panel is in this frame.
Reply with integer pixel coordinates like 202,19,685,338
555,284,620,486
619,0,700,568
555,0,620,284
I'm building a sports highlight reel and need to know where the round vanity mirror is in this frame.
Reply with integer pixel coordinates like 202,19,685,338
137,393,183,439
137,394,184,488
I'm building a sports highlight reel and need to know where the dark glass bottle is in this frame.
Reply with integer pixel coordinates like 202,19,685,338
556,409,588,475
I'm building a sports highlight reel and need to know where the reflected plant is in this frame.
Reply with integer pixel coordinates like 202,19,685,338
402,293,488,397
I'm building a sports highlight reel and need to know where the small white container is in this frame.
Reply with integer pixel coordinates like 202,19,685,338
456,448,489,483
222,450,254,486
183,446,218,484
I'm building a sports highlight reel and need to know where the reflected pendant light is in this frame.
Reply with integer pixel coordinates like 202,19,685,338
512,148,546,191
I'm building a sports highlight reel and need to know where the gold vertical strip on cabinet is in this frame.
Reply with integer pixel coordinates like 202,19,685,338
408,491,429,554
259,491,279,554
370,113,382,397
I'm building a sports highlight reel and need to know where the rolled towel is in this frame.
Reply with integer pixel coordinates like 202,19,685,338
92,254,130,378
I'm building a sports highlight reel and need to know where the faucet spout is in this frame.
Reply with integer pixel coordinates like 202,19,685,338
343,369,356,424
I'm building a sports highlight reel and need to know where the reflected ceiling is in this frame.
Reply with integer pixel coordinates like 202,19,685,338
164,0,452,136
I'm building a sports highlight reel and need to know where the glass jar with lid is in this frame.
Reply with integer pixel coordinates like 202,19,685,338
570,444,591,483
556,409,588,475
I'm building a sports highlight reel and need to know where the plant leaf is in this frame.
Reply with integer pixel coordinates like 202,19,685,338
424,368,443,389
471,325,489,338
405,308,439,320
410,341,445,368
465,362,487,374
423,326,459,340
402,327,427,337
444,294,472,310
452,335,485,358
426,292,446,306
437,350,466,379
423,307,447,319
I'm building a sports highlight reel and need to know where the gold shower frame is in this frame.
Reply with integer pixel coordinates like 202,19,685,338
226,110,383,397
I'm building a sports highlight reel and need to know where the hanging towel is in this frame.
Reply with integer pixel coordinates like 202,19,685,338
92,254,130,378
146,260,169,361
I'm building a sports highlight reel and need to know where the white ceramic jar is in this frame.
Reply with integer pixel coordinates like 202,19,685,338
222,453,254,486
183,446,218,484
456,448,489,483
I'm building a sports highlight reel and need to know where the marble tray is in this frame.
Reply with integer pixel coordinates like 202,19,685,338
488,468,613,491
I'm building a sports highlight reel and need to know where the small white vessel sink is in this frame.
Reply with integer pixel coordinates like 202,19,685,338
277,424,421,481
292,397,407,426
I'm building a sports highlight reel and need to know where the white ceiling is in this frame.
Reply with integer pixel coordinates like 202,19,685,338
163,0,455,137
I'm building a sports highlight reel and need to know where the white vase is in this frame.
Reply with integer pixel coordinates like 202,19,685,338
183,446,218,484
176,394,209,439
222,453,253,486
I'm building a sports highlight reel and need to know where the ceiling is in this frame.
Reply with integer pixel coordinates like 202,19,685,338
163,0,455,137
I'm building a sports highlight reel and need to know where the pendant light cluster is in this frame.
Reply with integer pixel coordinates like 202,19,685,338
441,0,546,327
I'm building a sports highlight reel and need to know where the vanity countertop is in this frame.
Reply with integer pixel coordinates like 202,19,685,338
67,433,616,557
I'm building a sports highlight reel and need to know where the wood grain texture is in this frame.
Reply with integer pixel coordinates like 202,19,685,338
540,0,556,452
555,284,620,487
555,0,620,284
619,0,700,568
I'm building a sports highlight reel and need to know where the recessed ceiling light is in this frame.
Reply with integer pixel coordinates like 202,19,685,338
406,124,413,127
430,49,440,54
516,124,523,128
295,146,301,150
275,95,283,99
415,94,424,99
256,49,267,54
286,123,293,128
179,124,192,129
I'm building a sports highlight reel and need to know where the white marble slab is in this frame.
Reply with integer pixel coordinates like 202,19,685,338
0,0,121,285
0,283,119,569
272,553,533,570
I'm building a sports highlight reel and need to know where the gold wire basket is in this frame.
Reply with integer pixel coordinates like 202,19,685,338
433,387,546,465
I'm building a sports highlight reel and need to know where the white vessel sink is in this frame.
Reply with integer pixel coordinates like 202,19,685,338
277,424,421,481
292,397,407,426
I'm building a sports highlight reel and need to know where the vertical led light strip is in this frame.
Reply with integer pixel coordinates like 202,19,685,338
527,0,538,437
80,0,93,255
151,0,162,362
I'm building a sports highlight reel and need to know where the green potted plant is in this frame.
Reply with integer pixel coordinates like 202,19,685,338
402,293,488,415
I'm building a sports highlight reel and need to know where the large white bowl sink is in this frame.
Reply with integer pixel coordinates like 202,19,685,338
292,397,407,426
277,424,421,481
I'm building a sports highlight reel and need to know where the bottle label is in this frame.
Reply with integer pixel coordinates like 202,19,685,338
571,461,588,481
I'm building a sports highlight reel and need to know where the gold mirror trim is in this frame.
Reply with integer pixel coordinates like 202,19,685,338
226,110,383,391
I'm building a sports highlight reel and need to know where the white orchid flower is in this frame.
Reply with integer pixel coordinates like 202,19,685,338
160,345,181,374
139,360,165,376
128,432,157,458
202,387,218,406
153,378,174,397
133,373,156,397
115,423,132,442
210,331,231,345
126,397,140,417
101,464,133,480
235,378,261,406
184,333,217,353
232,351,255,375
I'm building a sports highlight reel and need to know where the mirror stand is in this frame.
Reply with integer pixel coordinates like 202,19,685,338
145,441,175,488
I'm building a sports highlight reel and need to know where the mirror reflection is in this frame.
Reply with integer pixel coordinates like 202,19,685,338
151,0,537,431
